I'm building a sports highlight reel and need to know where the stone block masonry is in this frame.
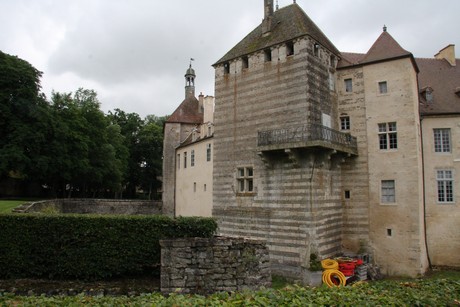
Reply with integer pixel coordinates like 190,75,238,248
160,236,271,295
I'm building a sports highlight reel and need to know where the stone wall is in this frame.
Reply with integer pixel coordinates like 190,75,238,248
14,199,162,215
160,236,271,295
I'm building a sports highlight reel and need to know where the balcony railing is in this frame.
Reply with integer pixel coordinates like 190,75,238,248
257,123,357,154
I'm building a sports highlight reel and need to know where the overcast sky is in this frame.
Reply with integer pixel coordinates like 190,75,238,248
1,0,459,118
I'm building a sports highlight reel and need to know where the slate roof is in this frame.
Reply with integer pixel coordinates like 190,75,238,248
417,57,460,116
214,3,340,65
166,96,203,124
338,31,415,70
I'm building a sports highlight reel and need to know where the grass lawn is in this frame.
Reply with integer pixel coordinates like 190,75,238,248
0,200,28,213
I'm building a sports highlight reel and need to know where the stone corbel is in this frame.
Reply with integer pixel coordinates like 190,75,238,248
257,151,271,168
285,149,299,167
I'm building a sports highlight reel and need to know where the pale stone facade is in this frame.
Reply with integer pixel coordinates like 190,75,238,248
175,116,214,217
338,56,428,276
421,117,460,266
162,64,214,217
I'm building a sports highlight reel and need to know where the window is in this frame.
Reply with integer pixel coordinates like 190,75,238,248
204,184,207,192
286,41,294,56
183,152,187,168
206,144,212,161
434,128,451,153
378,122,397,150
328,72,335,91
264,48,272,62
437,170,454,203
313,43,320,57
191,150,195,167
381,180,395,203
224,62,230,74
207,125,212,136
242,56,249,69
237,167,254,193
193,182,196,193
177,154,180,169
378,81,388,94
344,190,351,199
344,78,353,93
330,55,336,67
340,116,350,131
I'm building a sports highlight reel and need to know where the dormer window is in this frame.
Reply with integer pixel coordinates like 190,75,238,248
425,88,433,102
421,87,434,102
192,129,198,142
286,41,294,56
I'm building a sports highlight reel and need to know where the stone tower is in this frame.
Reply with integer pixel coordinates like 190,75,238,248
162,63,203,216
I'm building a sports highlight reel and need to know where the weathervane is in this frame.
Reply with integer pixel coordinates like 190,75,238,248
190,58,195,67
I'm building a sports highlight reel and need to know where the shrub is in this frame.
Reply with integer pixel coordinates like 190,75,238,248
0,214,217,280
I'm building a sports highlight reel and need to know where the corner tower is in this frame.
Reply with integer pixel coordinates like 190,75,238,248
162,63,203,216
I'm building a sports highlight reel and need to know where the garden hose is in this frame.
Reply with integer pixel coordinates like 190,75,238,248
322,269,347,287
321,259,339,270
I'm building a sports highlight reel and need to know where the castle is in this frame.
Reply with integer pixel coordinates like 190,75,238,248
163,0,459,279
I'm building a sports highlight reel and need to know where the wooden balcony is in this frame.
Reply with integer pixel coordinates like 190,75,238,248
257,123,358,156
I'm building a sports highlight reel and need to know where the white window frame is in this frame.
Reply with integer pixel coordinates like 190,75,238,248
344,78,353,93
436,170,454,203
340,116,350,131
381,180,396,203
378,122,397,150
237,167,254,193
433,128,451,153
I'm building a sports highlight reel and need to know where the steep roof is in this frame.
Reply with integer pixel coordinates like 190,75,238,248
214,3,340,65
166,96,203,124
417,57,460,115
338,30,416,70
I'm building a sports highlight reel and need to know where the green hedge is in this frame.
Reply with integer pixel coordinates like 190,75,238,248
0,214,217,280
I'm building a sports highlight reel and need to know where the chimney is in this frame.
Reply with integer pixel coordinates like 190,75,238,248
262,0,274,36
198,92,204,113
435,44,456,67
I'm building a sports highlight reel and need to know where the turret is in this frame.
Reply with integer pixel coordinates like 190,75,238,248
185,62,196,98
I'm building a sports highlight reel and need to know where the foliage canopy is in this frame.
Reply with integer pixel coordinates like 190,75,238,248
0,50,165,199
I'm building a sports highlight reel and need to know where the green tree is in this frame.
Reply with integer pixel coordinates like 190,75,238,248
0,50,49,183
107,109,143,198
48,89,128,198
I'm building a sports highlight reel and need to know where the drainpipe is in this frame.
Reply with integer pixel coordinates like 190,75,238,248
419,115,432,269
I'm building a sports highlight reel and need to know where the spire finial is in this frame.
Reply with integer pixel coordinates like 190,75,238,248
189,58,195,68
293,0,296,3
276,0,279,10
383,24,387,32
